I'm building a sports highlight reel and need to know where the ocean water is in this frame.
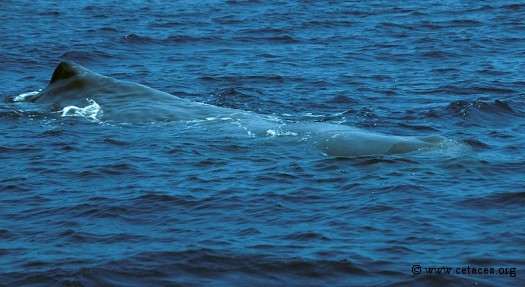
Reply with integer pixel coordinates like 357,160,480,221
1,1,524,286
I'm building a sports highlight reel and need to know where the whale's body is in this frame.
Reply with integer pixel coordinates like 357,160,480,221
33,62,239,123
32,62,445,156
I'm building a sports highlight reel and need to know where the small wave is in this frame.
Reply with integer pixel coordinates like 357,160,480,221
60,99,102,122
121,33,158,44
460,191,525,209
234,35,300,44
60,50,115,63
426,99,522,126
501,3,525,11
445,100,506,117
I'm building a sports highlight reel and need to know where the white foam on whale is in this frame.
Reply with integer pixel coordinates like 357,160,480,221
14,90,41,102
60,98,102,122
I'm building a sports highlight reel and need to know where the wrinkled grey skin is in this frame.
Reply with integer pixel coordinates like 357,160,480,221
33,62,445,156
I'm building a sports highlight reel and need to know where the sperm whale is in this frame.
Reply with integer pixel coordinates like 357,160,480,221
31,61,445,156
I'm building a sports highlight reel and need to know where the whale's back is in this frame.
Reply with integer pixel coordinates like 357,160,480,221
31,62,242,123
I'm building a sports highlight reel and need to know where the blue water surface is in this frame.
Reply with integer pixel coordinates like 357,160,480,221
1,1,525,286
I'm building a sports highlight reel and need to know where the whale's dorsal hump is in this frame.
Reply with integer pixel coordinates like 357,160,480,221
49,61,86,84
